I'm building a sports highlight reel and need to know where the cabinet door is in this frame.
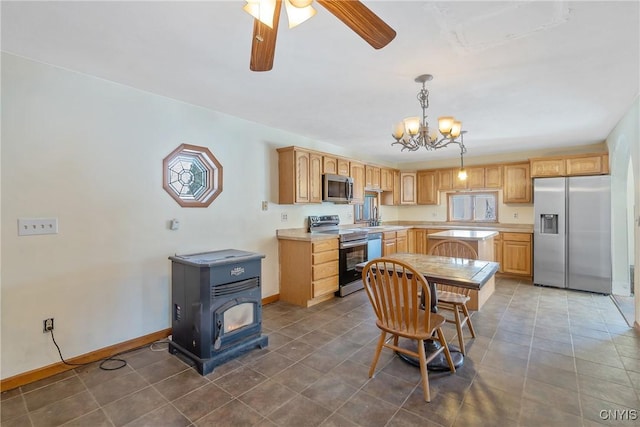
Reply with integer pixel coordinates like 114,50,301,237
493,234,503,273
485,166,502,188
350,162,365,203
380,168,394,191
409,229,427,254
396,236,407,253
417,170,439,205
294,151,310,203
400,172,417,204
437,169,453,191
531,158,565,177
467,167,485,189
502,240,532,276
503,163,531,203
309,153,323,203
323,156,337,174
365,165,381,189
383,239,397,256
337,159,350,176
393,170,401,205
566,155,604,176
452,170,468,189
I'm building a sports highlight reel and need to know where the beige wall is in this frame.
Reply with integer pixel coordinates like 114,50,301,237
0,54,356,379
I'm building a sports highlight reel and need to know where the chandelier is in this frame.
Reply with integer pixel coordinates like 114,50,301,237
391,74,467,154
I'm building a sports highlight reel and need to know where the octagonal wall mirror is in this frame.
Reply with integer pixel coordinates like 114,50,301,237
163,144,223,207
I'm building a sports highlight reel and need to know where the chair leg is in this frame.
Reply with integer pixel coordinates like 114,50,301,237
453,305,465,355
462,304,476,338
417,339,430,402
369,331,387,378
436,328,456,374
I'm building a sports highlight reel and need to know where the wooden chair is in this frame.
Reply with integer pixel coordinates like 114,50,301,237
429,239,478,355
361,258,455,402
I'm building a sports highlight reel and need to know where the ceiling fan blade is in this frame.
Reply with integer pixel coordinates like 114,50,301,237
250,0,282,72
316,0,396,49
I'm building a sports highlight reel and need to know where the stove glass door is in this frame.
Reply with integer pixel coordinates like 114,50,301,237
339,242,368,286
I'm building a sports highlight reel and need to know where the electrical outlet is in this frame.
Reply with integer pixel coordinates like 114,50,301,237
281,213,288,222
43,318,54,333
18,218,58,236
261,201,268,211
513,212,519,219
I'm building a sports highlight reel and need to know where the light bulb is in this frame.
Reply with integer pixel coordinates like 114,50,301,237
458,168,467,181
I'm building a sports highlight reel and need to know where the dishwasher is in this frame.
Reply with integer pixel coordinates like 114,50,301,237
367,232,382,260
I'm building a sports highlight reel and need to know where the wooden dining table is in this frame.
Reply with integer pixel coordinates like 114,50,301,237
355,253,500,371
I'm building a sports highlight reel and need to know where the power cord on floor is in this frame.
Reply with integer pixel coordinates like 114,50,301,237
48,329,170,371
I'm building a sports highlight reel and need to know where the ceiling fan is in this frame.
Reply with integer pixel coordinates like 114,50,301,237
243,0,396,71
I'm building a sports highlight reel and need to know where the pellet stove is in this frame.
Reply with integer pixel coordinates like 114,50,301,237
168,249,267,375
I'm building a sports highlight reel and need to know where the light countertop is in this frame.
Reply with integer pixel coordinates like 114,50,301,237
428,229,499,241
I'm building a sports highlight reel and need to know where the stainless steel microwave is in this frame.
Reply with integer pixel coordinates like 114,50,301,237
322,174,353,203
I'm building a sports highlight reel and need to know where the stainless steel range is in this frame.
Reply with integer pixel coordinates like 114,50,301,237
308,215,368,297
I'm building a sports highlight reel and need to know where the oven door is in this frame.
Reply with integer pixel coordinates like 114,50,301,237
339,240,368,287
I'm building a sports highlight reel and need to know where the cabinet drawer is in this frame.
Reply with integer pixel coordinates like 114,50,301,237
313,275,339,298
312,239,338,253
383,231,396,239
395,229,408,239
312,249,338,265
312,260,338,280
502,232,531,242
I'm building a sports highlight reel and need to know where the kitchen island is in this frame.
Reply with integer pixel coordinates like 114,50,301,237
427,229,498,262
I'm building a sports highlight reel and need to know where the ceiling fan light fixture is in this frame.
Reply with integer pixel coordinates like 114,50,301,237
284,0,316,28
243,0,277,28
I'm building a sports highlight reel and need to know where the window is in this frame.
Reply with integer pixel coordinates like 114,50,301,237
448,192,498,222
163,144,223,207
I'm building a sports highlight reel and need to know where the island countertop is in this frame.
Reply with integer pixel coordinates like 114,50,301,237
428,229,499,241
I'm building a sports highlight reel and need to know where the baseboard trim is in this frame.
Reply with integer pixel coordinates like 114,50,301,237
262,293,279,305
1,328,172,392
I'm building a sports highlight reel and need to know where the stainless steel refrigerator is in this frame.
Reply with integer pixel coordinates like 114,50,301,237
533,176,611,294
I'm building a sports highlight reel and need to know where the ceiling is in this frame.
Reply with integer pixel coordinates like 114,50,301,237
2,1,639,165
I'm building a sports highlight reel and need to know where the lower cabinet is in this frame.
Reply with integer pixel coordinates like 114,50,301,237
279,238,339,307
501,232,532,277
382,230,408,255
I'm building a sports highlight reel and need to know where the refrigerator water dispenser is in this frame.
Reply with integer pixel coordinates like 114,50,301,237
540,214,558,234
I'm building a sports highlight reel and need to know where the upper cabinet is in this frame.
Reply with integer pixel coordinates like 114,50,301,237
380,168,394,191
484,166,503,188
350,161,365,204
400,172,417,205
530,153,609,177
323,155,338,175
416,170,439,205
337,158,350,177
503,162,531,204
451,166,501,190
278,147,322,204
365,165,381,189
437,169,453,191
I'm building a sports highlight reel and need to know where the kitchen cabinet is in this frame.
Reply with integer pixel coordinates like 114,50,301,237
408,228,428,254
350,161,365,204
530,153,609,177
396,229,408,253
278,147,322,204
337,158,350,176
485,165,503,188
382,169,401,206
323,156,338,175
437,169,453,191
400,172,417,205
453,166,485,189
503,162,531,204
365,165,381,189
566,154,608,175
278,238,339,307
502,232,532,277
530,158,565,177
493,232,503,273
382,230,407,255
417,170,439,205
380,168,394,191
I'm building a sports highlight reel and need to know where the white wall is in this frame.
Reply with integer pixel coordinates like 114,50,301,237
0,54,356,379
606,96,640,326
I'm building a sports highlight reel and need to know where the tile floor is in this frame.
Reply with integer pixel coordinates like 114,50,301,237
2,277,640,427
